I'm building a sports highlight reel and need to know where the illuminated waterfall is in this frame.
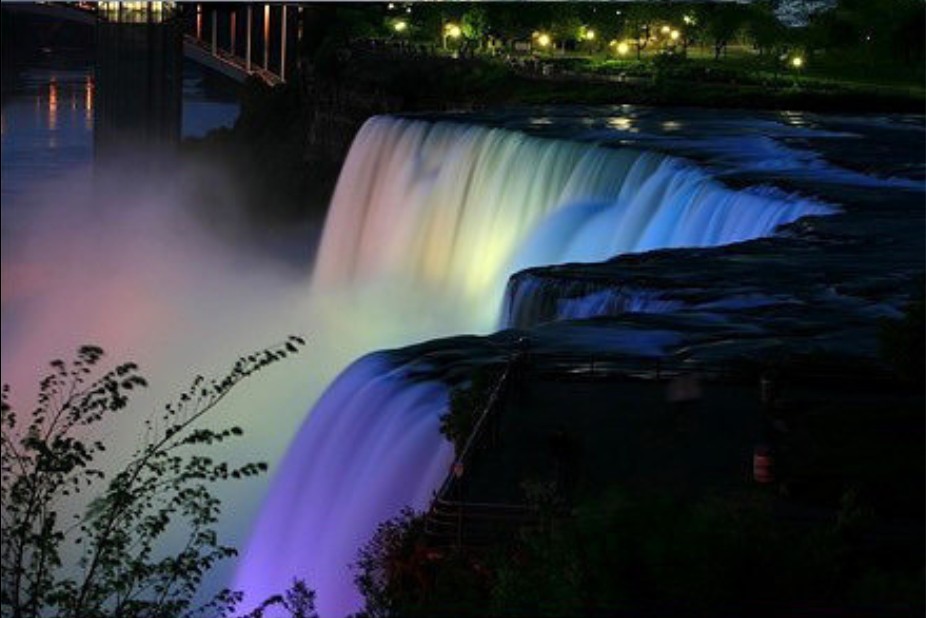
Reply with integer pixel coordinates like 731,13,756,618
315,116,833,328
237,116,835,617
236,353,454,618
504,274,684,329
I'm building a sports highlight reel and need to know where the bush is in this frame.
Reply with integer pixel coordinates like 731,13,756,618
438,365,504,455
880,279,925,384
0,337,310,618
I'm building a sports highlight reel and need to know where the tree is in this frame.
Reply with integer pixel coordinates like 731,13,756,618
461,6,488,50
352,508,427,618
1,337,308,618
747,1,790,57
702,3,748,60
353,509,487,618
621,3,658,60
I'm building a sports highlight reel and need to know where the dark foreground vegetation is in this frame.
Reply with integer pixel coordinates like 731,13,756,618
0,339,318,618
355,488,922,618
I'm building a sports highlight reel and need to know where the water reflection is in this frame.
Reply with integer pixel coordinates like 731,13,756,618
47,78,58,133
1,51,238,212
85,76,94,130
779,110,811,128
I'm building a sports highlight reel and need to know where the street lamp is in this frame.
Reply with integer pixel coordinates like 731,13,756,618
393,20,407,33
791,56,804,69
585,28,596,41
616,41,630,56
660,25,671,35
670,29,681,41
536,33,551,48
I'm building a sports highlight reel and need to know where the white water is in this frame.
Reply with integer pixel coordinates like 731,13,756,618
504,274,684,329
314,117,833,330
236,116,834,616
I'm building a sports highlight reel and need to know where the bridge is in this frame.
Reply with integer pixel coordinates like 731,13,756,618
185,3,299,86
2,2,299,87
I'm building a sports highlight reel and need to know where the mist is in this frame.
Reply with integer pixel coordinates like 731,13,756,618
2,152,340,604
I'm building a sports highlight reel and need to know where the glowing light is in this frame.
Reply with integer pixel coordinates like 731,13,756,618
791,56,804,68
670,30,681,41
584,29,596,41
387,2,394,8
445,23,461,39
537,33,551,47
617,41,630,55
683,14,696,25
393,20,407,33
263,5,270,50
660,25,671,35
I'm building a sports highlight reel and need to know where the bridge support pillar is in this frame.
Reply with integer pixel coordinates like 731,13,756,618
280,6,287,82
246,5,252,72
230,10,236,56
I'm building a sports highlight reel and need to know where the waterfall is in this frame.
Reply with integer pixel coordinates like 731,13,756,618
503,273,684,329
236,116,835,617
234,353,455,617
314,116,832,329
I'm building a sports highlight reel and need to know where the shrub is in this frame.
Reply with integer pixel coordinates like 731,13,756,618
1,337,308,618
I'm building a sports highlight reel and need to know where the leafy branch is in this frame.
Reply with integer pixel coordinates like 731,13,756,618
1,336,308,618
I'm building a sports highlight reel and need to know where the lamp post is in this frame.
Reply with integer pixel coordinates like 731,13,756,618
790,55,804,88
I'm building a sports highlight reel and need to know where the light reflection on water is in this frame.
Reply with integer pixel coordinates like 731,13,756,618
607,116,635,132
1,56,241,239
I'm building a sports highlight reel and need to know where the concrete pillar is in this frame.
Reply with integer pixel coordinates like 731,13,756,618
280,6,287,81
230,11,236,55
246,5,252,72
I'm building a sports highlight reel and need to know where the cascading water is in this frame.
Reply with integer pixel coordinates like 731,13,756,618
235,353,455,617
503,273,684,329
236,116,835,616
